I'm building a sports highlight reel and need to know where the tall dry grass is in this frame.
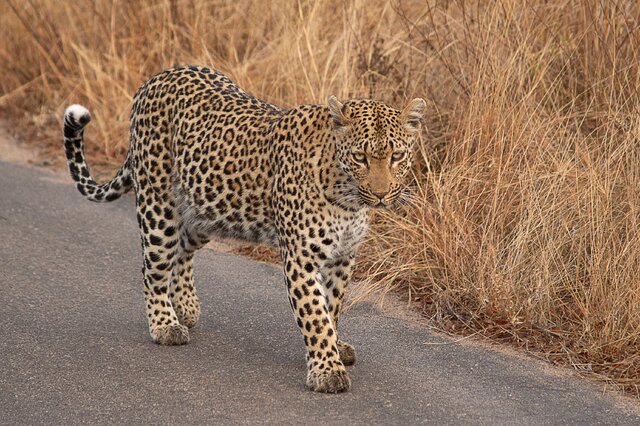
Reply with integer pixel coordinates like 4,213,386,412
1,0,639,394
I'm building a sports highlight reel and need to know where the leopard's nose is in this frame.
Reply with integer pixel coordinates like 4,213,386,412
373,190,389,200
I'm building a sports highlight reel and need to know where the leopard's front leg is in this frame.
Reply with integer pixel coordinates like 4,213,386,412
321,255,356,366
282,251,350,393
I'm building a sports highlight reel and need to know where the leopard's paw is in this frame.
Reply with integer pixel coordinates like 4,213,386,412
151,324,190,346
306,366,351,393
174,298,201,328
337,340,356,366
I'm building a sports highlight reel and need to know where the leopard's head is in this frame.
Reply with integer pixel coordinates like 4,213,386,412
329,96,426,208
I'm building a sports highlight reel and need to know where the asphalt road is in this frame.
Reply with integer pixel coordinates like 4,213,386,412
1,161,638,425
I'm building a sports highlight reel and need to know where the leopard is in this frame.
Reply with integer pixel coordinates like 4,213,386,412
62,65,425,393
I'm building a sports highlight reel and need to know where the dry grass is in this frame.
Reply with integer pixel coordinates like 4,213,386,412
1,0,639,395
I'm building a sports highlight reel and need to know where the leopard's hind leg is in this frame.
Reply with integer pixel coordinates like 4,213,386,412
133,160,189,345
170,229,210,328
138,208,189,344
168,189,215,327
168,252,198,328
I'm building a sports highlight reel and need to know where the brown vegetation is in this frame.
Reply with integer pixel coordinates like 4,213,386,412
1,0,639,395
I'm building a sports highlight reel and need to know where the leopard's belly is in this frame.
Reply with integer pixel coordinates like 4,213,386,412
174,177,279,247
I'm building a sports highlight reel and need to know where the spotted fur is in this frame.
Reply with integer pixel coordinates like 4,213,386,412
62,66,425,393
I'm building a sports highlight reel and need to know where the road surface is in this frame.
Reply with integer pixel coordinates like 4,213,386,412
1,161,638,424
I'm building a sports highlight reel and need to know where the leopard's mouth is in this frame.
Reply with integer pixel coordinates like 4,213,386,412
360,193,393,209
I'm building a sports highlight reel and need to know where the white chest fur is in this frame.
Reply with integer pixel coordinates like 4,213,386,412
329,211,369,260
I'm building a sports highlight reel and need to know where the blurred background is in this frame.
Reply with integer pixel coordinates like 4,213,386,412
1,0,639,395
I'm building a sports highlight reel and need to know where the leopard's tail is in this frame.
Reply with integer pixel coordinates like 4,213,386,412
63,105,133,202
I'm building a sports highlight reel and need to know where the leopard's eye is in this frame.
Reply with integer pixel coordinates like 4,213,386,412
391,151,405,163
352,152,367,165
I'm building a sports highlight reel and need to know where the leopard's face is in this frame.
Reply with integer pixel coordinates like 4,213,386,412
329,97,426,208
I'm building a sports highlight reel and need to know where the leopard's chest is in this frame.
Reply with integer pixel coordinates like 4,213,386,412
326,211,369,259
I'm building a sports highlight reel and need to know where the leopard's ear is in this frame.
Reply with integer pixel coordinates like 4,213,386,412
328,96,350,129
400,98,426,134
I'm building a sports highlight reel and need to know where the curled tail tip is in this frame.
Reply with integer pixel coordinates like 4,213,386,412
64,104,91,129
